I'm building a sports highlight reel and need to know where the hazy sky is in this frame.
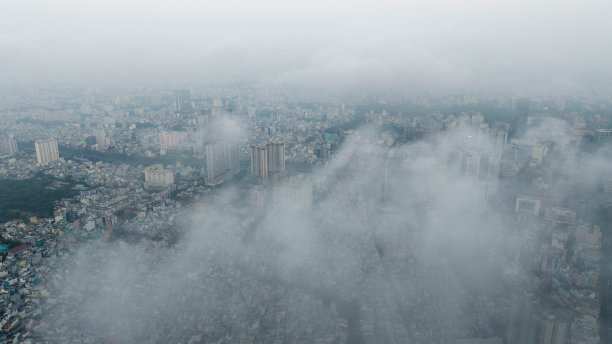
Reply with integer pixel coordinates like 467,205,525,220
2,0,612,92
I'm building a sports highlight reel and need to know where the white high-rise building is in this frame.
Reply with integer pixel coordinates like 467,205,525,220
35,139,59,165
250,186,266,207
0,138,18,155
267,142,285,173
174,89,191,112
211,99,224,117
250,145,268,178
205,142,240,186
95,129,106,147
159,131,182,149
461,150,480,177
249,142,285,179
159,131,184,155
596,129,611,147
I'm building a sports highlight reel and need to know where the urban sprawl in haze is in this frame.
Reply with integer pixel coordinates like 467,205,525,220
2,1,612,344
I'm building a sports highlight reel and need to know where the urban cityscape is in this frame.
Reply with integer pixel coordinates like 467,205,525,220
0,85,611,343
2,1,612,344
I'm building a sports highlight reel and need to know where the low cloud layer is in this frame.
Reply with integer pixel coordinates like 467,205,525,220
34,119,612,342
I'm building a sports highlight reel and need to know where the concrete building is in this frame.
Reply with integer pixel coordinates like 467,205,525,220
211,98,224,117
479,153,500,179
604,178,612,193
536,313,570,344
35,139,59,165
509,140,548,164
515,196,541,216
174,89,191,112
250,145,268,178
144,164,174,187
273,181,313,208
596,129,611,147
249,142,285,178
205,142,239,186
249,186,266,207
485,127,508,150
471,112,485,125
0,138,18,155
544,207,577,225
95,129,106,147
479,152,501,196
531,144,548,164
267,142,285,173
461,150,480,177
159,131,182,149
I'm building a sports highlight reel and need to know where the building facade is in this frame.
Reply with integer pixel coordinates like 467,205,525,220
174,89,192,112
144,165,174,187
35,139,59,165
267,142,285,173
0,138,18,155
250,145,269,178
205,142,240,186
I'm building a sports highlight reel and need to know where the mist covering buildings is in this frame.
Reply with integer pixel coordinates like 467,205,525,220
1,1,612,344
1,103,606,343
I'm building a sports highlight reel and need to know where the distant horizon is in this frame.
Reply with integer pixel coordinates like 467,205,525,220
2,1,612,95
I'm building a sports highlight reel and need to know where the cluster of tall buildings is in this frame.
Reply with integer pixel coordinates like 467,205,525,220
250,142,285,178
93,128,114,150
205,142,240,186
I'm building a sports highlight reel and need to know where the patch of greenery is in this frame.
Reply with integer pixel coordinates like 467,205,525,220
59,145,204,167
0,172,78,222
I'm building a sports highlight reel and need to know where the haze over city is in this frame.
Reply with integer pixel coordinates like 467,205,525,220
2,1,612,93
1,1,612,344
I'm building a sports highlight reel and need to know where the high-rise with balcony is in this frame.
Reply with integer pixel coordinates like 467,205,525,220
35,139,59,165
205,142,240,186
250,145,269,178
267,142,285,173
0,138,18,155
